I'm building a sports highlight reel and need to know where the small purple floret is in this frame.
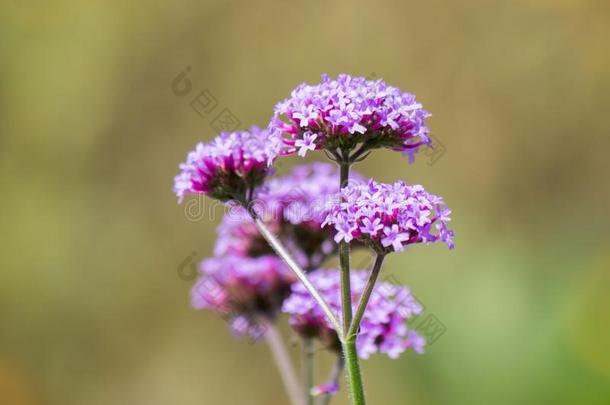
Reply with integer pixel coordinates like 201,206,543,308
311,382,340,396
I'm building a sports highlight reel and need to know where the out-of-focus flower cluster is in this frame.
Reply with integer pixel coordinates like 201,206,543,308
269,74,431,162
322,179,454,253
191,163,353,336
283,269,425,359
215,163,359,270
173,126,281,203
191,256,295,337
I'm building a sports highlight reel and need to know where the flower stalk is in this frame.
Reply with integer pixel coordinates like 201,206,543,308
348,254,386,340
338,157,366,405
262,319,304,405
339,161,352,332
302,338,314,405
343,339,365,405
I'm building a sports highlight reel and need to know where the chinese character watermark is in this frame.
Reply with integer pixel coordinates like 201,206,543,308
171,66,241,132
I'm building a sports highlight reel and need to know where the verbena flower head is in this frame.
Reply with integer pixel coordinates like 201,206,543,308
173,126,281,203
215,163,361,269
322,179,454,253
283,269,426,359
192,255,295,337
269,74,431,162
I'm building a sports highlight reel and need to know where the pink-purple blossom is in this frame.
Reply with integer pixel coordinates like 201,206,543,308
322,179,454,253
215,163,361,269
295,132,318,157
282,269,426,359
311,382,340,396
269,74,431,162
192,255,295,336
173,126,281,203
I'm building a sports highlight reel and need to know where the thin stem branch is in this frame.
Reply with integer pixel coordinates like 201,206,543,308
349,142,370,162
319,356,345,405
263,320,304,405
302,338,314,405
347,254,386,340
250,213,344,337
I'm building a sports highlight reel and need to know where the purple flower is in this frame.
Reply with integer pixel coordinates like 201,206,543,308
381,224,411,252
192,255,295,337
215,163,362,269
404,330,426,354
311,382,340,396
282,269,425,359
360,217,383,237
323,179,454,253
333,218,357,243
173,126,282,203
294,132,318,157
269,74,431,162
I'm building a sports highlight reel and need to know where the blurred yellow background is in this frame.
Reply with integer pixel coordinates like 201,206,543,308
1,0,609,404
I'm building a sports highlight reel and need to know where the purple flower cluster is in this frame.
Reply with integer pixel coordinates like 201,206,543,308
269,74,431,162
261,162,351,226
215,163,360,269
283,269,425,359
171,73,454,379
173,126,281,203
192,255,295,336
323,179,454,253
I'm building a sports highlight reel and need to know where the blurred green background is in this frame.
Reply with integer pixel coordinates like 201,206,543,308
2,0,609,404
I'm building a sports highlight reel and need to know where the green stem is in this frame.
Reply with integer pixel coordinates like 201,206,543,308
338,159,366,405
343,339,365,405
340,160,350,188
303,338,314,405
339,241,352,332
339,161,352,333
347,254,386,340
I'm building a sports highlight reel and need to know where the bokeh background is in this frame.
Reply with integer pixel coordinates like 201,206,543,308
2,0,610,404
